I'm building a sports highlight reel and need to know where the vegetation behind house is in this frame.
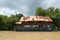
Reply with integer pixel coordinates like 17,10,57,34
0,7,60,30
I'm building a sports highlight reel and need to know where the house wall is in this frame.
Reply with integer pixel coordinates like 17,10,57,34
15,21,53,31
15,25,52,31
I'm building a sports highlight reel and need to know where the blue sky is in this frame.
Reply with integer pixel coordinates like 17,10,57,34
0,0,60,16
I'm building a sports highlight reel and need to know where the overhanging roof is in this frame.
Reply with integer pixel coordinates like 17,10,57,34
20,16,52,22
15,16,52,24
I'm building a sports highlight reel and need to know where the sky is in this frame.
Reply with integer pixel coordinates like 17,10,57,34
0,0,60,16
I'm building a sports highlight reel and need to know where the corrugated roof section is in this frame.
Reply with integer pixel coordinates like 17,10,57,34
20,16,52,22
15,16,52,24
15,22,22,24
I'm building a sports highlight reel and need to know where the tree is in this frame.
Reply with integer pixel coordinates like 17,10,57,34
35,7,49,16
0,13,23,30
0,15,8,30
35,7,43,16
8,13,23,30
35,7,60,27
55,15,60,27
16,13,23,21
0,15,3,30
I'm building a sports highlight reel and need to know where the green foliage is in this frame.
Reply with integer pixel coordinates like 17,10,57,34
35,7,60,27
0,13,23,30
16,13,23,21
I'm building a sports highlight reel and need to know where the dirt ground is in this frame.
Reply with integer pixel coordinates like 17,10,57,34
0,31,60,40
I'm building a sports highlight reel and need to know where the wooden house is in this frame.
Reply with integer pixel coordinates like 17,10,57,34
14,16,53,31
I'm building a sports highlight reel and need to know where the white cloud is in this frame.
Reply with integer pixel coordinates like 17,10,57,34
0,8,15,16
14,1,29,12
43,0,56,7
0,0,59,16
14,1,29,15
0,8,28,16
0,0,6,3
16,10,29,16
20,6,29,12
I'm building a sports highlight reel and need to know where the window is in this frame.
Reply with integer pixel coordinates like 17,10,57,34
33,25,39,28
24,25,31,28
47,25,50,27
